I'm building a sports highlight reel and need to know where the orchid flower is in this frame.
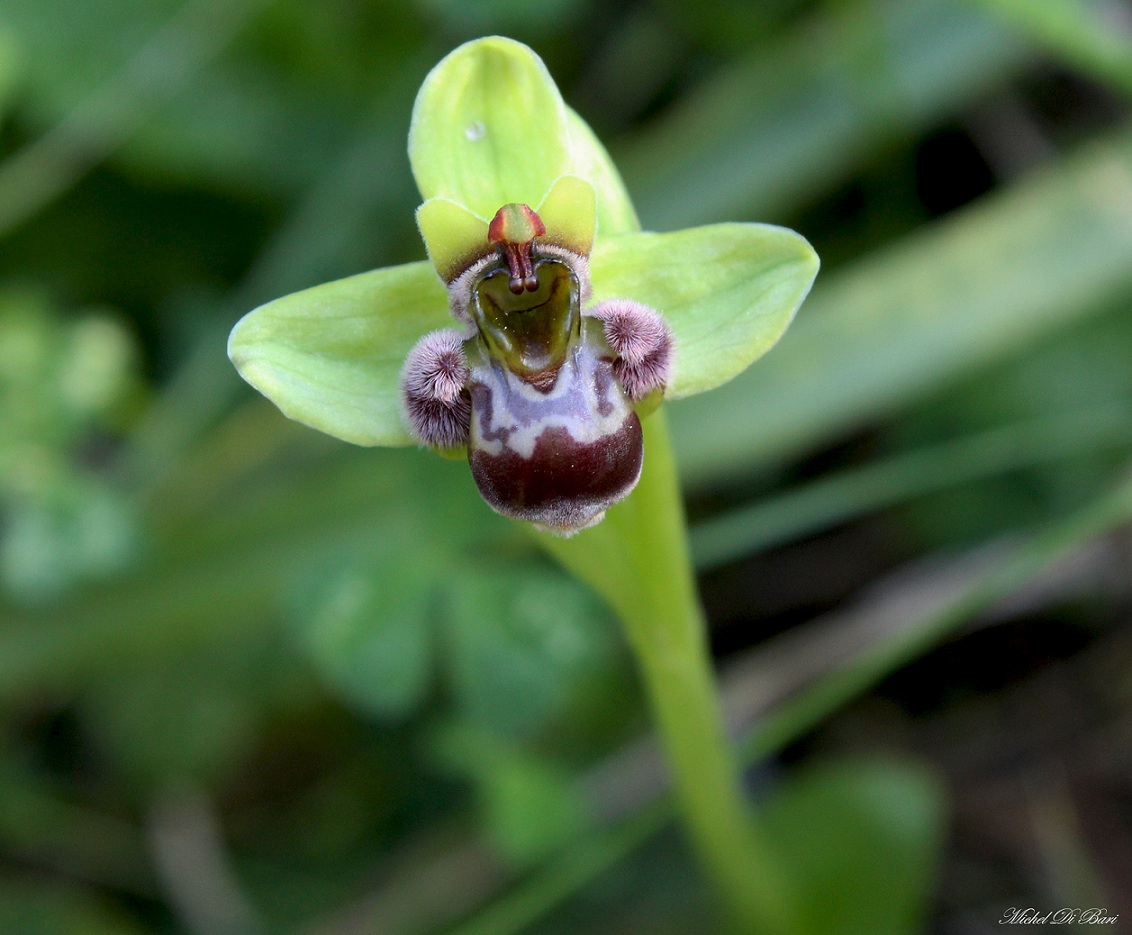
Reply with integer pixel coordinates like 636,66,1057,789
228,36,817,934
228,37,816,535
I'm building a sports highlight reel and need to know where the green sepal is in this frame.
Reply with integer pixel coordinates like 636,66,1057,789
565,108,640,237
408,37,638,241
591,223,819,399
227,261,450,447
409,36,572,221
764,761,944,935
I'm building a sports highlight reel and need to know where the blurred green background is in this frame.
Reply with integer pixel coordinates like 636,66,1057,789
1,0,1131,932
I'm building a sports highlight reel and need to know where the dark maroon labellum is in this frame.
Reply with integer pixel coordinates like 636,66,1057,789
466,332,643,533
464,250,644,534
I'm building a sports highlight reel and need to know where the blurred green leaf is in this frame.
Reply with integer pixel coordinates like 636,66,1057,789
764,761,944,935
0,294,138,447
485,756,587,866
415,0,586,38
0,756,150,891
432,722,589,866
672,127,1132,485
0,0,422,208
888,310,1132,545
0,480,136,603
290,554,436,719
81,634,301,791
0,0,182,102
0,27,19,118
966,0,1132,98
0,0,279,235
690,404,1132,568
0,294,140,601
443,565,617,739
0,879,147,935
619,0,1031,228
0,446,497,707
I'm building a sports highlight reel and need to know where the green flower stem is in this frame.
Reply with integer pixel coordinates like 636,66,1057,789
539,409,796,935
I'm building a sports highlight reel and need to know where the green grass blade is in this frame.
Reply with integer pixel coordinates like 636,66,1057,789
671,127,1132,485
966,0,1132,98
690,405,1132,568
618,0,1030,228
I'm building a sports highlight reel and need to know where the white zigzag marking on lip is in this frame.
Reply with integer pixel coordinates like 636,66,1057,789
470,342,628,460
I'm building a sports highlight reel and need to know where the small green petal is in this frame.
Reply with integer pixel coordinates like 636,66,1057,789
591,224,819,399
536,175,596,256
417,197,491,282
409,37,572,220
417,178,596,283
227,262,449,446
